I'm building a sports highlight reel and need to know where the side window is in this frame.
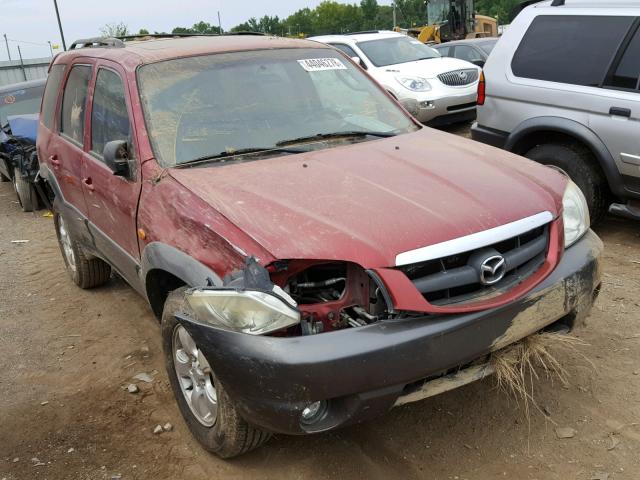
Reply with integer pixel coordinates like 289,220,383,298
436,46,450,57
511,15,635,87
60,65,92,145
454,45,483,63
605,24,640,91
91,69,131,158
41,64,65,130
331,43,359,59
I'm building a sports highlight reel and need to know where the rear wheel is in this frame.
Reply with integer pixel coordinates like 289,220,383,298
525,142,609,225
13,166,38,212
161,288,271,458
54,212,111,288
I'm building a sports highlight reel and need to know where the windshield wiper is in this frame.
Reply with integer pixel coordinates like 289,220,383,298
276,130,397,147
175,146,308,168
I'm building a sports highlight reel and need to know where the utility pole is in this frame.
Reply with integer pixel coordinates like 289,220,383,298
52,0,67,51
3,34,11,61
48,41,54,56
217,11,222,33
393,2,397,29
17,45,27,81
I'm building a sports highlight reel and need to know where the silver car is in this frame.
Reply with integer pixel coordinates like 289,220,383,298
472,0,640,223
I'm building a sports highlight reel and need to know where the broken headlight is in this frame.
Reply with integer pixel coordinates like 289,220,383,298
185,287,300,335
562,180,590,248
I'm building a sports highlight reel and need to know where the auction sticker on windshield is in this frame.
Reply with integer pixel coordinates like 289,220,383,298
298,58,347,72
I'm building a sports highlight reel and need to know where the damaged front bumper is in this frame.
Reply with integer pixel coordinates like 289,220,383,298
177,230,602,435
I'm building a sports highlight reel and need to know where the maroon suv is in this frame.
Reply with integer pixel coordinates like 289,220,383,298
37,34,602,458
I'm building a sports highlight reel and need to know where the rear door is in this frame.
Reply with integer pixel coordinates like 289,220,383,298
81,61,141,284
50,62,94,218
590,19,640,194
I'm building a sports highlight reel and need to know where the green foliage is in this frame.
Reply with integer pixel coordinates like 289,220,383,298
138,28,150,35
172,21,221,35
158,0,514,40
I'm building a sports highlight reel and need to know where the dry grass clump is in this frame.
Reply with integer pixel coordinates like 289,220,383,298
490,332,593,422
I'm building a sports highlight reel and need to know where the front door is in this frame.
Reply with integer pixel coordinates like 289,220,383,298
81,63,142,286
589,20,640,196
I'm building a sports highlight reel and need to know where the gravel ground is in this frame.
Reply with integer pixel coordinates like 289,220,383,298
0,124,639,480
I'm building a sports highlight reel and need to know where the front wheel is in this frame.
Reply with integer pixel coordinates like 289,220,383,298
54,212,111,288
13,167,38,212
525,143,609,225
161,288,271,458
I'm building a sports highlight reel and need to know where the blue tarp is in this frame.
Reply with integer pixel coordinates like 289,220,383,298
7,113,39,143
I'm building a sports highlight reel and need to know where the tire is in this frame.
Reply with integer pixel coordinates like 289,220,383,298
161,288,271,458
525,142,609,225
13,167,38,212
54,212,111,289
0,172,8,182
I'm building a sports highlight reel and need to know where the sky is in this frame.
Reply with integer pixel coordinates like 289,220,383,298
0,0,393,62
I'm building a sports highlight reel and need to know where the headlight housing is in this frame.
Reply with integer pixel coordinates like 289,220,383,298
396,76,432,92
185,286,300,335
562,180,590,248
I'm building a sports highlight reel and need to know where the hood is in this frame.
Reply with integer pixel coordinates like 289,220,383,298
169,128,566,268
382,56,479,79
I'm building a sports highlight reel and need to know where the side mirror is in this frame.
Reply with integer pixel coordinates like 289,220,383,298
351,56,367,70
471,59,485,68
103,140,130,177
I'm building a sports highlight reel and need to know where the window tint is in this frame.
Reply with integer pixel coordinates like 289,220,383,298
606,25,640,90
60,65,92,144
512,15,635,87
91,69,130,157
435,45,450,56
454,45,483,63
41,64,65,129
331,43,358,58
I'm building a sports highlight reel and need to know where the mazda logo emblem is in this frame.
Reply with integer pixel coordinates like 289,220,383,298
479,255,506,285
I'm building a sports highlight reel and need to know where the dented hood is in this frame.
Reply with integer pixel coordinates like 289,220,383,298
169,128,566,268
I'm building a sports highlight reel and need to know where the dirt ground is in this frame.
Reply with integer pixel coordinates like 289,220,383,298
1,124,639,480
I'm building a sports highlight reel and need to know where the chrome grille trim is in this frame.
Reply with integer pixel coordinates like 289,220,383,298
395,211,554,267
437,68,479,87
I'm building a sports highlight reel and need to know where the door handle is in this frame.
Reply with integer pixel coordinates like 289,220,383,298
610,107,631,118
82,177,95,192
49,155,61,168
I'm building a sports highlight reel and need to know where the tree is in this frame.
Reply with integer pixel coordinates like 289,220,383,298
172,21,221,35
360,0,379,29
475,0,520,22
100,22,130,37
394,0,427,27
138,28,150,35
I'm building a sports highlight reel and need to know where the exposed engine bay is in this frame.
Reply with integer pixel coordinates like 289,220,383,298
268,259,389,335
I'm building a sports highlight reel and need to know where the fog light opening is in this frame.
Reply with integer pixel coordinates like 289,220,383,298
300,400,328,425
419,100,435,109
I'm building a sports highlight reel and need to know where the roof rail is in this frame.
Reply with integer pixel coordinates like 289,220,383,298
69,32,266,50
69,37,125,50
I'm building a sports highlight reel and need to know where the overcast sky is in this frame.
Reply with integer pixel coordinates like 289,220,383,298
0,0,393,62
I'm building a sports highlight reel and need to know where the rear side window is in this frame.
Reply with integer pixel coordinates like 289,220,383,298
91,69,130,158
512,15,635,87
454,45,483,63
41,64,65,130
60,65,92,145
605,25,640,91
436,45,450,56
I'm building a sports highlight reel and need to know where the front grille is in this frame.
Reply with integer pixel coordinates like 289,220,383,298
397,225,550,306
438,69,479,87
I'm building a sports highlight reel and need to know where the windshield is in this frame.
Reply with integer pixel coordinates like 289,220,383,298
0,84,44,127
138,48,418,167
357,37,440,67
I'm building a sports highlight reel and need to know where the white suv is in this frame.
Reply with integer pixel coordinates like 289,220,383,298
472,0,640,223
310,31,481,126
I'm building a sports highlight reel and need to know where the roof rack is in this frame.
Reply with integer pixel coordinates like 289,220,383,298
69,32,267,49
69,37,125,50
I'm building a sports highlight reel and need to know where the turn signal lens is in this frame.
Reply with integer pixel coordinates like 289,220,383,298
477,71,486,106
